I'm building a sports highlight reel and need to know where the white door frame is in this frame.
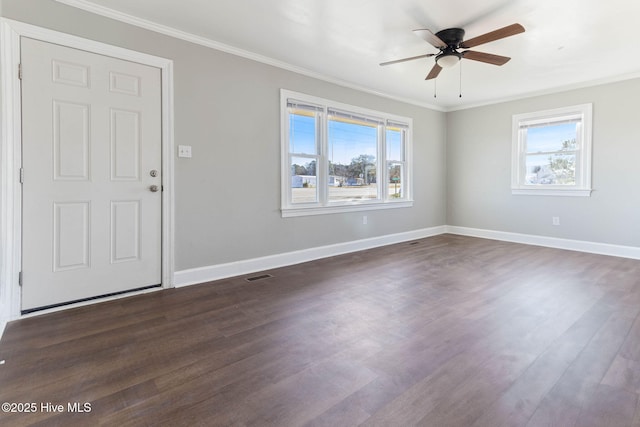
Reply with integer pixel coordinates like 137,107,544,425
0,18,175,327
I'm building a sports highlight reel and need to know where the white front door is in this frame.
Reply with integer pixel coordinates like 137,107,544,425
20,37,162,311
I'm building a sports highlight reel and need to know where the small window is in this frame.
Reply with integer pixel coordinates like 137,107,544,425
386,123,408,200
511,104,592,196
281,90,413,217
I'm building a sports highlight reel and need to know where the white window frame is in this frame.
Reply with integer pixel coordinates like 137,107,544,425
281,89,413,217
511,103,593,197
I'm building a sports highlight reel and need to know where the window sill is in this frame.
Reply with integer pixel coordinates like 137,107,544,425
281,200,413,217
511,188,592,197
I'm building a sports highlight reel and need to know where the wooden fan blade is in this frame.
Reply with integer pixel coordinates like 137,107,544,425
462,50,511,65
425,63,442,80
413,29,447,49
380,53,435,66
459,23,524,48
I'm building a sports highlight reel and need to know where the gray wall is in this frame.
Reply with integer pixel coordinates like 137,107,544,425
447,78,640,247
3,0,637,277
1,0,447,271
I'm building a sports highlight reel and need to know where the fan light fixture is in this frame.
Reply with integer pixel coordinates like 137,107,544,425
380,23,526,82
436,53,460,68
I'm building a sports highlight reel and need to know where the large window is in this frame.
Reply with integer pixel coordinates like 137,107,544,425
281,90,412,217
511,104,592,196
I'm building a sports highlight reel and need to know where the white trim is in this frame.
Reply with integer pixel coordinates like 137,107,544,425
0,20,24,336
53,0,445,112
281,89,414,217
511,103,592,196
3,220,638,333
448,71,640,112
53,0,640,113
282,201,413,218
511,188,592,197
0,18,175,337
174,226,447,287
175,224,640,289
446,226,640,260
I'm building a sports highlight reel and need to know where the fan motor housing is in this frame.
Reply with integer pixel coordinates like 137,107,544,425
435,28,465,48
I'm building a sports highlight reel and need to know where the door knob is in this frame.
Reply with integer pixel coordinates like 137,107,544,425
150,185,159,192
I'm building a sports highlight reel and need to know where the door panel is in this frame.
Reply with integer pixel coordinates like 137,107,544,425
53,100,91,180
111,109,141,181
53,201,91,272
110,200,141,264
21,37,162,311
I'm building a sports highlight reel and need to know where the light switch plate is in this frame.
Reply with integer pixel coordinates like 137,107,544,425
178,145,192,158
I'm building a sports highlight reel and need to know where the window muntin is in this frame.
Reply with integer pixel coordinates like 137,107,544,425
512,104,592,196
282,90,412,216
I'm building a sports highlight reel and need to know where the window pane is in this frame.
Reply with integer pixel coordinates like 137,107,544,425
328,116,378,201
291,156,317,203
388,163,403,199
525,122,578,153
327,179,377,201
289,111,317,154
525,153,576,185
386,128,403,161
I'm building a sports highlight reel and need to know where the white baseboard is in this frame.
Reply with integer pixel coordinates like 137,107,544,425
174,225,640,288
446,226,640,260
2,225,638,340
173,226,447,287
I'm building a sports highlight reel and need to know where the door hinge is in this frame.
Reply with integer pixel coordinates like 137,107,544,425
19,168,24,184
18,271,22,287
18,63,22,80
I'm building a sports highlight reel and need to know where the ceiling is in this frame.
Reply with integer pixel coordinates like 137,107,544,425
57,0,640,111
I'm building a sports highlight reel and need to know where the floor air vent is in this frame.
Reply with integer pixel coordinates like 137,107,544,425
245,274,273,282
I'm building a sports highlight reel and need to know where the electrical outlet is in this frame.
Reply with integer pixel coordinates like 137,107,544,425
178,145,192,158
363,215,368,225
552,216,560,226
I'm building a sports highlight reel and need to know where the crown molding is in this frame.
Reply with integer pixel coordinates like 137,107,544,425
52,1,640,113
53,0,445,112
445,71,640,112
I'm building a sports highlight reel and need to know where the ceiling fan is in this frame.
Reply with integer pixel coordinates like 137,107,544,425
381,23,525,80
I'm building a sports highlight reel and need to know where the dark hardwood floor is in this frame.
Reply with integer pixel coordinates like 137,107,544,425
2,234,640,426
